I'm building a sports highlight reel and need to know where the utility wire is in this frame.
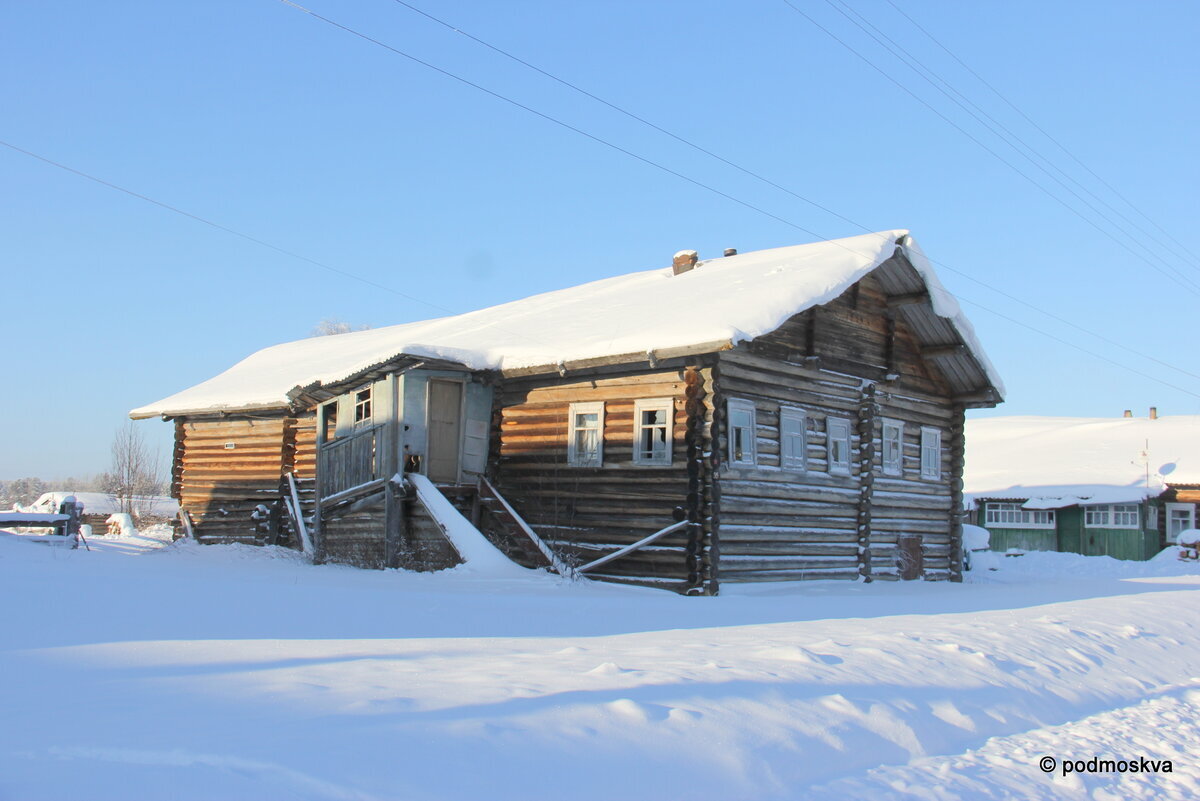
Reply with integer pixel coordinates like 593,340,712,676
959,296,1200,399
389,0,864,233
378,0,1200,382
278,0,1200,395
11,132,1196,401
883,0,1199,271
278,0,828,243
0,138,457,315
4,6,1195,402
778,0,1200,297
829,0,1200,277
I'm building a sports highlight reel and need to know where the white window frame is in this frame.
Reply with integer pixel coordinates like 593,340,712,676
827,416,852,476
567,401,605,467
983,502,1056,529
633,398,673,466
920,427,941,481
1167,502,1194,537
353,386,373,429
881,419,904,476
780,407,807,471
1084,503,1140,529
727,398,757,467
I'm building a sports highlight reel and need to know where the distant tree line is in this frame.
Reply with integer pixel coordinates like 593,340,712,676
0,476,103,509
2,423,166,514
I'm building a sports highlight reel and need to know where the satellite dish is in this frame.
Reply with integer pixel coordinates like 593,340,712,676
1159,462,1177,476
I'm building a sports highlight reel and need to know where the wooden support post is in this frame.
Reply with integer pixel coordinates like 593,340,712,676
470,483,482,529
178,509,195,540
384,478,405,568
310,476,325,564
684,363,718,595
948,403,966,582
265,496,284,547
855,382,877,582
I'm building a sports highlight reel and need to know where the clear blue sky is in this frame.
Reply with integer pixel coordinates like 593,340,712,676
3,1,1198,479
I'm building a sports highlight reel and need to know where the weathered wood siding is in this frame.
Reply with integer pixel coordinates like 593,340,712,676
174,416,289,544
714,275,962,583
491,366,698,591
321,505,386,567
173,411,317,546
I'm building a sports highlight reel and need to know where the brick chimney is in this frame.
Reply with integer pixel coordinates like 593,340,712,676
1123,410,1132,418
1150,406,1158,420
672,249,699,275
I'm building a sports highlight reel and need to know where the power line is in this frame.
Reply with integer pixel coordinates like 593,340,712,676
777,0,1200,298
0,138,457,315
830,0,1200,277
388,0,867,235
958,296,1200,400
11,132,1195,401
375,0,1200,384
279,0,1200,395
4,6,1196,403
277,0,831,243
882,0,1200,272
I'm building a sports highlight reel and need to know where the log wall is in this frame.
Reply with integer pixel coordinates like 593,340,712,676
174,415,290,544
491,366,697,591
714,275,961,583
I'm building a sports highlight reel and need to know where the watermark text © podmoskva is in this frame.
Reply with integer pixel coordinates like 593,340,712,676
1039,755,1173,776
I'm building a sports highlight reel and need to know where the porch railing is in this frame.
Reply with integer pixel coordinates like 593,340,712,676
318,423,386,500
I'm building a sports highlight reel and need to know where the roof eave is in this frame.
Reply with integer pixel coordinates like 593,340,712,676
128,401,291,422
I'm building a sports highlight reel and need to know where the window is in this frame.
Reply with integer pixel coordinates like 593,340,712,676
1167,503,1194,537
984,502,1056,528
727,399,757,467
320,401,338,443
1084,504,1140,529
881,419,903,476
827,417,851,475
633,398,673,466
568,402,604,466
780,407,807,471
920,427,941,480
353,387,372,427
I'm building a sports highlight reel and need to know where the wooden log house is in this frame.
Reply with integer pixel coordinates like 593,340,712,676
132,230,1003,594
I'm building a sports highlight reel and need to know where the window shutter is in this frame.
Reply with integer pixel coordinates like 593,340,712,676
781,409,806,470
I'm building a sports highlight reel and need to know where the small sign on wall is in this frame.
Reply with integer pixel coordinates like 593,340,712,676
224,442,236,450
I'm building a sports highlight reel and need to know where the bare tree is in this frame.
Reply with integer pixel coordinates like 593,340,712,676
101,423,164,517
312,318,371,336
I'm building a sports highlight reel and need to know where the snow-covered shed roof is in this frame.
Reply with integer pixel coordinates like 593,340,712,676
26,492,179,518
132,230,1003,419
964,415,1200,508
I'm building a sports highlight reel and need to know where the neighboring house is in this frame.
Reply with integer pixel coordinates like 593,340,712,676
964,414,1200,560
131,230,1003,593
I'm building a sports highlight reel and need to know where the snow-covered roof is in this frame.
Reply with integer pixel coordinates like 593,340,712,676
132,230,1002,419
964,415,1200,508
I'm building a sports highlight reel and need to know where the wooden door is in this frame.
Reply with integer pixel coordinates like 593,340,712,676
427,380,463,483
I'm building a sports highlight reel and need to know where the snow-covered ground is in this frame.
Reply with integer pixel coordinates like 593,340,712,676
1,530,1198,800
